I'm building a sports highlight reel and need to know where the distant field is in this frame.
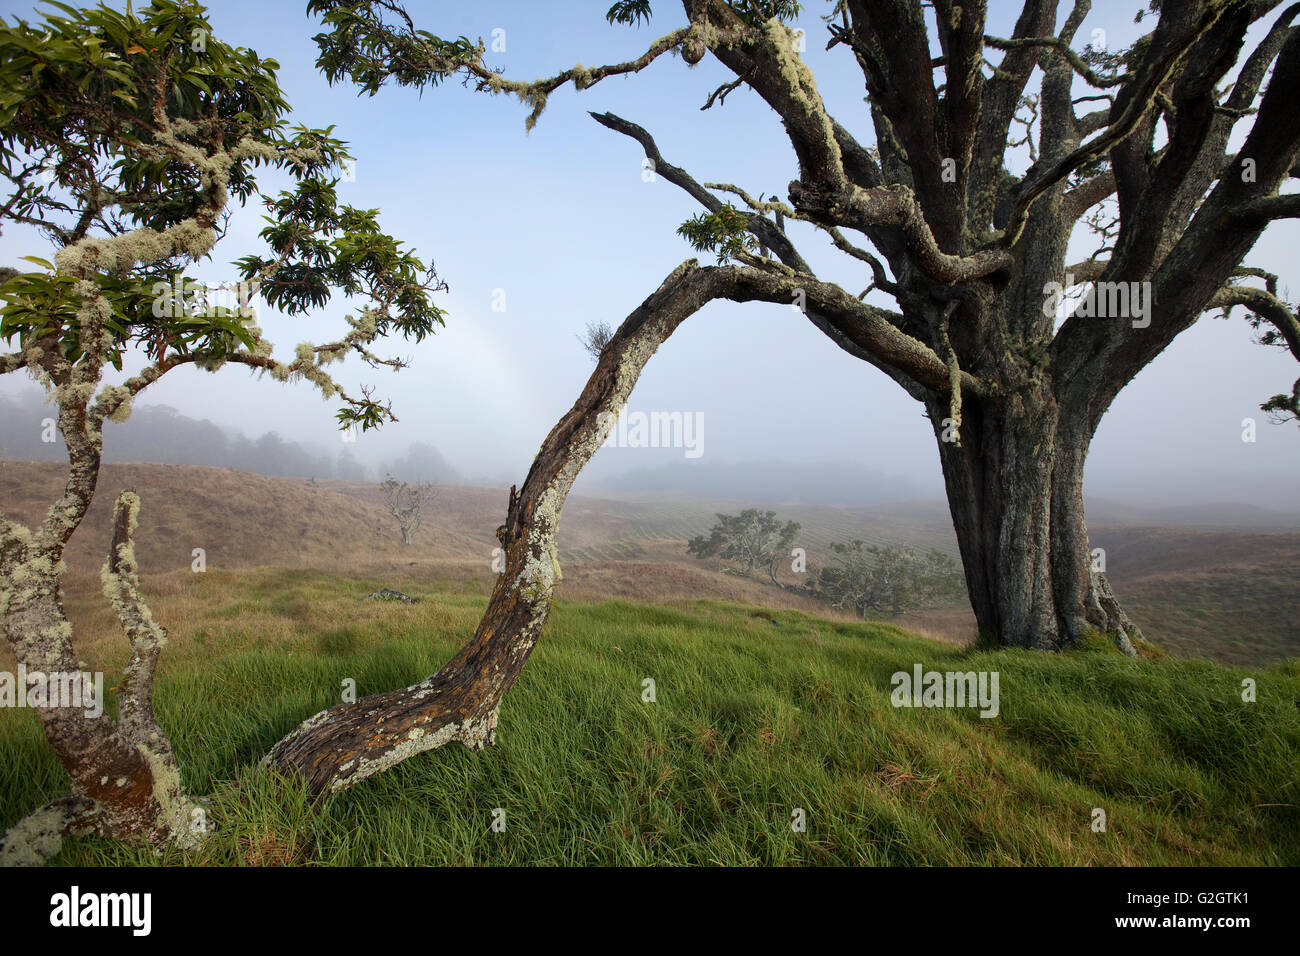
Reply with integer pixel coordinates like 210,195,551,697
1,567,1295,865
2,460,1297,666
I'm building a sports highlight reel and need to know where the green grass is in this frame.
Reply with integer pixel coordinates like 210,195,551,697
1,569,1297,865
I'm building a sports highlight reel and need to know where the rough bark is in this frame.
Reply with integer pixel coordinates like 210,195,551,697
1,492,196,864
932,385,1139,653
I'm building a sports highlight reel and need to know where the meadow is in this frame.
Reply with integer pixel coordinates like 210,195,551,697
1,565,1295,866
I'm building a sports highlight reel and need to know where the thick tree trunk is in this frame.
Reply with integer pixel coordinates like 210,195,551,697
931,386,1140,654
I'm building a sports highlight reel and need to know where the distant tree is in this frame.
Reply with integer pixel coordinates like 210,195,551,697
0,0,443,862
254,432,290,475
688,509,800,585
380,472,435,545
577,319,614,361
817,541,965,617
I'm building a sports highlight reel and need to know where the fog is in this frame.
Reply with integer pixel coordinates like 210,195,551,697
1,0,1297,512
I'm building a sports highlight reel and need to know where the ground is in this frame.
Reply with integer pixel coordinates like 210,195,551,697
1,461,1296,864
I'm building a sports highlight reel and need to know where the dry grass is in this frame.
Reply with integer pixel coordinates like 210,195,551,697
4,460,1297,666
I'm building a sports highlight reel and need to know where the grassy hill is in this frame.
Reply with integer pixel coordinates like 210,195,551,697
0,566,1295,865
3,460,1297,864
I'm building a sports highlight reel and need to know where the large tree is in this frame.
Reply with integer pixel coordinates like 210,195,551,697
299,0,1299,660
255,0,1300,798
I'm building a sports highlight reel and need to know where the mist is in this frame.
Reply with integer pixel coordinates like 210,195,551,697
0,0,1296,514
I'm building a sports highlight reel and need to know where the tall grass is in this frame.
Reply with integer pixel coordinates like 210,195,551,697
1,569,1295,865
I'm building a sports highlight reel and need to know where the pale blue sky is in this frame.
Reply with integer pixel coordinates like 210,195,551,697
1,0,1297,506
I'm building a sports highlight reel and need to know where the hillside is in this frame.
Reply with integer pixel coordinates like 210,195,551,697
2,460,1297,665
0,569,1295,865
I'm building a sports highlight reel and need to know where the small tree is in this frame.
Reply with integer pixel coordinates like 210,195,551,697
380,473,435,545
688,509,800,585
817,541,964,617
0,0,443,861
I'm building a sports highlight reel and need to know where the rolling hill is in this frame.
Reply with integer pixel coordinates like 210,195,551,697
2,459,1296,665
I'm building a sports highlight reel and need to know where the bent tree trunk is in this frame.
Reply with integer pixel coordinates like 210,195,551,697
267,261,731,794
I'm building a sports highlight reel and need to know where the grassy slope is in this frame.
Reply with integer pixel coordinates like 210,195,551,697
1,568,1295,866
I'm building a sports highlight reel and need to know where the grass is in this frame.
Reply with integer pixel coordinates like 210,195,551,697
1,567,1297,866
1121,568,1299,667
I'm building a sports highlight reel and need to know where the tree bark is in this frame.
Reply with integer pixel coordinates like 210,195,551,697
932,385,1140,653
1,492,196,864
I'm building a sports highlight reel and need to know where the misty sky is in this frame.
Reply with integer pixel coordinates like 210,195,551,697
1,0,1297,508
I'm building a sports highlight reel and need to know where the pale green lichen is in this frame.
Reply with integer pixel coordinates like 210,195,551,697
248,335,274,359
96,384,134,423
339,720,462,792
519,88,549,133
0,804,70,866
140,745,203,850
760,18,842,180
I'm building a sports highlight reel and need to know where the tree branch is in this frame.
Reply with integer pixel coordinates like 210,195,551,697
102,492,173,759
1228,192,1300,226
790,181,1014,282
1004,2,1233,248
983,33,1130,88
589,110,931,396
1207,282,1300,360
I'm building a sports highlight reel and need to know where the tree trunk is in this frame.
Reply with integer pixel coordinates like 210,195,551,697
0,493,196,864
932,385,1141,654
267,261,733,794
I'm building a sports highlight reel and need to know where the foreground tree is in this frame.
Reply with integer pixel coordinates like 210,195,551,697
817,541,964,617
687,509,801,585
302,0,1300,656
0,0,443,859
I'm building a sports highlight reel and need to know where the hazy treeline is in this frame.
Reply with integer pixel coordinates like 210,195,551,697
0,390,459,484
